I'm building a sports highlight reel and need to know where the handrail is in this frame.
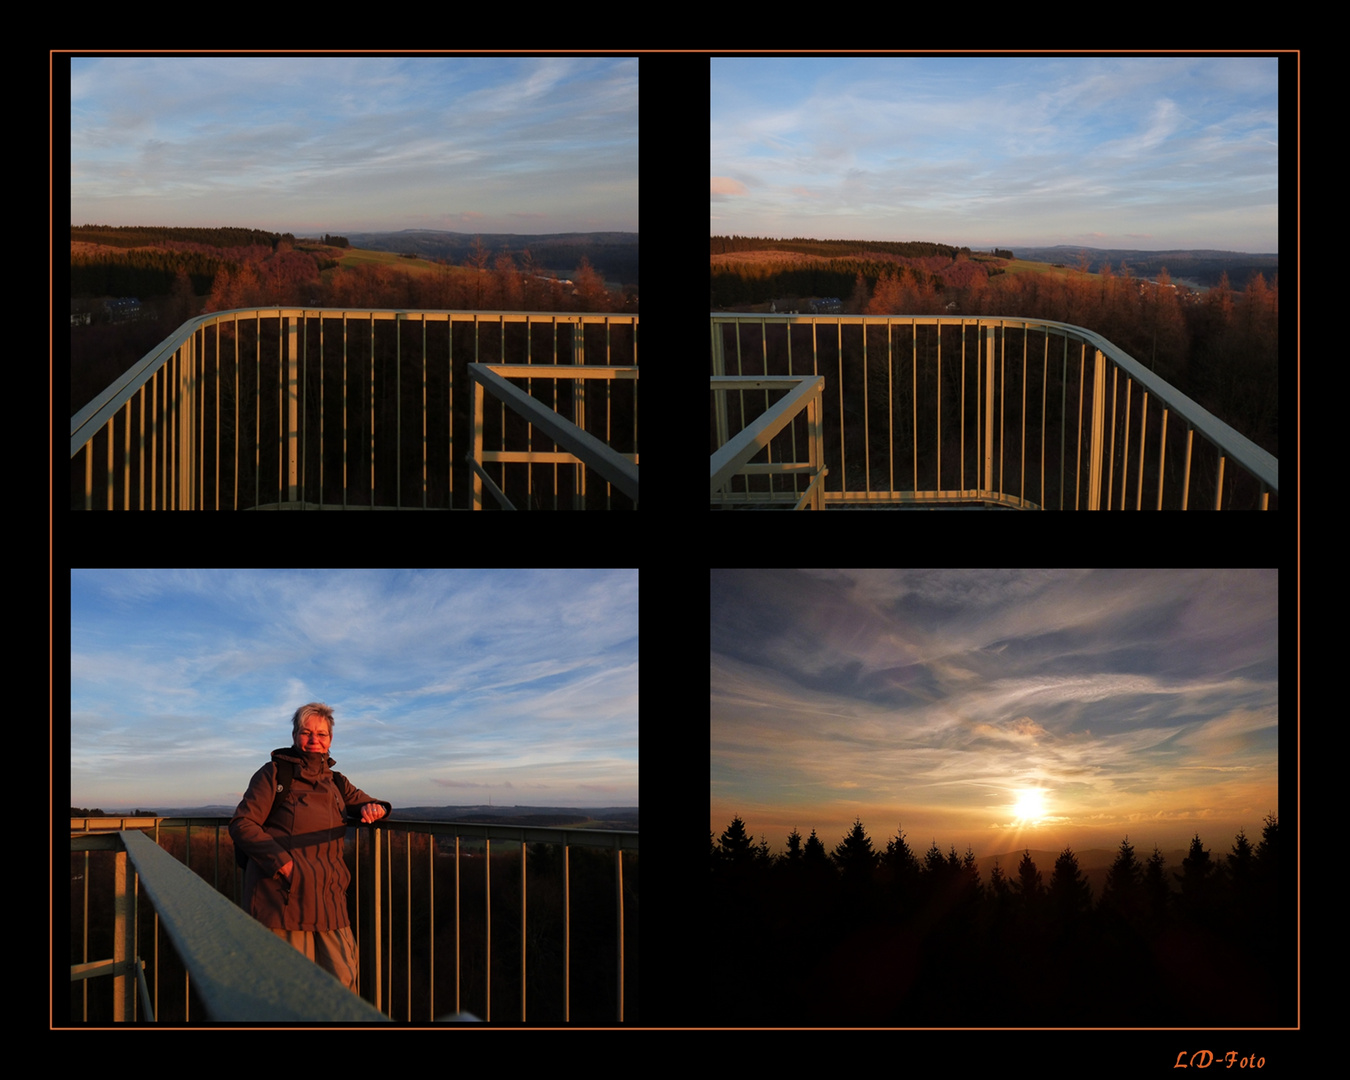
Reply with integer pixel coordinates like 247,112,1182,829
1044,318,1278,494
70,828,390,1022
711,313,1277,509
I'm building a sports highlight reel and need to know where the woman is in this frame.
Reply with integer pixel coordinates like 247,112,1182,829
229,702,392,992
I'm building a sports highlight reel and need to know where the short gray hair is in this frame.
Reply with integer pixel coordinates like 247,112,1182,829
292,702,335,739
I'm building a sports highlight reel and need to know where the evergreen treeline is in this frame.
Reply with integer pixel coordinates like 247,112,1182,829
709,814,1290,1027
712,235,972,260
72,224,291,249
71,246,228,298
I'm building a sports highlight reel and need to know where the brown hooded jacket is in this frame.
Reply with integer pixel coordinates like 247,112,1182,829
229,746,392,932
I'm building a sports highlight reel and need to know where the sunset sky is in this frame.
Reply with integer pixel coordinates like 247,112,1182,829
711,56,1279,252
711,569,1278,860
71,569,638,810
70,56,638,235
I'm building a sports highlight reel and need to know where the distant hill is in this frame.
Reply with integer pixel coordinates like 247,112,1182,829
72,805,237,818
975,845,1192,898
1011,244,1277,290
396,805,638,830
74,803,638,830
342,229,638,286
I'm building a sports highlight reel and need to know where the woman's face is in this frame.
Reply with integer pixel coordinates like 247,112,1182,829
296,721,332,754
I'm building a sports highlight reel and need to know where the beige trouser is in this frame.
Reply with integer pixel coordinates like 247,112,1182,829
271,926,360,992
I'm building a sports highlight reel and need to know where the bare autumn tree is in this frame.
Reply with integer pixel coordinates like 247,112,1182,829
571,255,609,312
464,236,491,308
869,267,901,314
494,251,523,310
848,270,871,313
168,268,197,324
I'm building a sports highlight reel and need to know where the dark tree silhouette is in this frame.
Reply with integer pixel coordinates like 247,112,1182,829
1176,832,1222,924
702,819,1292,1027
1143,844,1171,933
1100,835,1144,926
1049,846,1093,921
1014,848,1044,902
716,814,754,873
803,827,830,869
832,817,879,881
880,823,921,917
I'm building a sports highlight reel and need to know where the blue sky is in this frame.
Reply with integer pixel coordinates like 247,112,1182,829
71,569,638,810
70,56,638,234
711,569,1278,857
711,57,1278,252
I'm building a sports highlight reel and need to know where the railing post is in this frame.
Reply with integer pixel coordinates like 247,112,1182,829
615,846,624,1023
287,315,300,503
711,318,729,455
470,375,485,510
1087,348,1107,509
372,825,384,1013
984,326,995,495
808,389,825,510
572,318,586,509
113,845,135,1020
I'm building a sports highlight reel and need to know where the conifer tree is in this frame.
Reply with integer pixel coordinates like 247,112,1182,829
961,845,982,894
882,823,922,914
1251,812,1280,922
1143,844,1170,931
832,817,879,880
718,814,754,871
1014,848,1043,901
1049,846,1094,929
1176,833,1222,923
1226,827,1254,891
1253,811,1278,870
803,827,829,868
1101,835,1144,924
988,858,1011,903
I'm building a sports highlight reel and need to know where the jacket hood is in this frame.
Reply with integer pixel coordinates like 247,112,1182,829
271,745,335,775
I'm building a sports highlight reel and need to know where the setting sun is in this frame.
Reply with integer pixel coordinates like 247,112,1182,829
1013,788,1046,822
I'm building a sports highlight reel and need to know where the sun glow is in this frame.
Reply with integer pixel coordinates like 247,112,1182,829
1012,788,1046,822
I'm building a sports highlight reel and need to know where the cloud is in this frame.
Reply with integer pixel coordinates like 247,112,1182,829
711,176,748,196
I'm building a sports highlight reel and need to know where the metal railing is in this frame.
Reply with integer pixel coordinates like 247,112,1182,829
70,816,638,1023
70,308,638,510
711,375,827,509
468,363,639,510
711,314,1278,510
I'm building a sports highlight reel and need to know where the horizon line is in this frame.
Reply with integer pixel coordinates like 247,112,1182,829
710,235,1277,256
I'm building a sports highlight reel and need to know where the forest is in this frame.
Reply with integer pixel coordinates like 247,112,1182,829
709,814,1291,1027
711,235,974,260
70,231,624,422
